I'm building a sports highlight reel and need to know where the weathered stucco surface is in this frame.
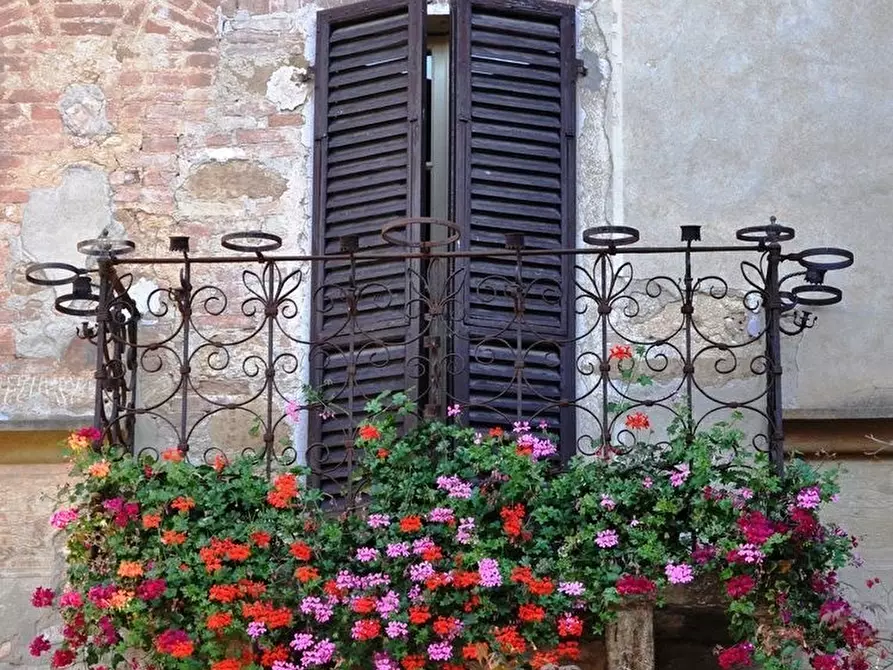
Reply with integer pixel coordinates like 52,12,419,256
619,0,893,416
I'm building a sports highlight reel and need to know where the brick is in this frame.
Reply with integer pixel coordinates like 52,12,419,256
168,0,195,12
204,133,231,147
0,156,24,169
268,113,303,127
236,0,268,13
168,8,215,34
185,53,217,69
0,104,24,120
234,128,290,144
0,6,27,26
141,136,179,152
53,4,125,18
30,105,58,120
5,90,56,103
183,37,217,52
0,22,32,38
59,21,117,36
185,71,212,87
118,72,143,86
144,19,169,33
0,190,30,204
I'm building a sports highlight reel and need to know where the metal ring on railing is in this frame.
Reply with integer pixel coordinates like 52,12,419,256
381,218,461,249
77,238,136,257
735,223,795,243
791,284,843,306
54,288,100,317
793,247,854,272
582,226,640,248
220,231,283,253
24,262,87,286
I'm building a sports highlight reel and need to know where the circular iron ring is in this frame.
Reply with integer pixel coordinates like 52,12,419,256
55,292,100,317
735,224,795,243
24,262,86,287
582,226,640,248
381,217,461,249
77,238,136,257
791,284,843,306
793,247,854,272
220,231,283,253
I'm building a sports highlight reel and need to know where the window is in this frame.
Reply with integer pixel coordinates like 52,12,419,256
309,0,577,492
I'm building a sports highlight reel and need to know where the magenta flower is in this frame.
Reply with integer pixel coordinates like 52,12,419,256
375,590,400,619
412,537,435,554
291,633,314,651
797,486,821,509
428,507,454,523
386,542,411,558
428,641,453,661
409,562,435,582
386,621,409,638
665,562,694,584
50,508,79,529
513,420,531,433
59,590,83,608
367,514,391,529
642,477,653,489
436,475,473,499
31,586,54,607
447,404,462,417
669,463,690,487
456,517,476,545
247,621,266,639
355,547,379,562
558,581,585,596
29,635,51,657
600,494,616,510
478,558,502,587
285,400,300,423
302,639,335,667
595,529,619,548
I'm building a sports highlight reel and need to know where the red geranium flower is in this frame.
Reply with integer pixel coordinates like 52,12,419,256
616,574,656,596
518,603,545,622
295,566,320,583
609,344,633,360
716,642,754,669
207,612,233,631
624,412,650,430
250,531,271,548
29,635,51,657
401,655,426,670
399,516,423,533
351,597,377,614
725,575,756,599
358,424,381,440
289,541,312,561
409,605,431,625
31,586,54,607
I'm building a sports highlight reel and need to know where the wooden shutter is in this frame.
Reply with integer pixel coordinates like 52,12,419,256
309,0,426,498
451,0,576,457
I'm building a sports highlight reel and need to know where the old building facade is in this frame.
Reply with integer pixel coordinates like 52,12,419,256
2,0,892,664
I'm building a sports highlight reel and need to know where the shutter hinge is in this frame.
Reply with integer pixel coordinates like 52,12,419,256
576,58,588,78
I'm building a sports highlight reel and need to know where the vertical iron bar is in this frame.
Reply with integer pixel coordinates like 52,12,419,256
178,259,192,454
92,260,111,444
682,241,695,439
265,261,276,479
345,249,357,504
514,244,524,422
765,241,785,476
599,254,611,455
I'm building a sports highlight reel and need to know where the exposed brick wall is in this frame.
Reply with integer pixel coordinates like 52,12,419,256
0,0,314,425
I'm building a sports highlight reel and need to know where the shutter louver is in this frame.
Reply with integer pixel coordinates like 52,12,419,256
451,0,576,457
309,0,426,499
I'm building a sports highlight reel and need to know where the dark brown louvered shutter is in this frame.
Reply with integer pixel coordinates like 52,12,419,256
451,0,576,458
309,0,426,498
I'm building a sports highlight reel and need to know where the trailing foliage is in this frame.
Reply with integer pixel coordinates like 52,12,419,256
31,406,885,670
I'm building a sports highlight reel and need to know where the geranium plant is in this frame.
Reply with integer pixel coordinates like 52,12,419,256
30,398,887,670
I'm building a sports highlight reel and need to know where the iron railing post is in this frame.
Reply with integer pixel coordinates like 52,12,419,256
765,237,785,476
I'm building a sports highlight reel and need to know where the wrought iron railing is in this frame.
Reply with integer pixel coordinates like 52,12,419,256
25,218,852,492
